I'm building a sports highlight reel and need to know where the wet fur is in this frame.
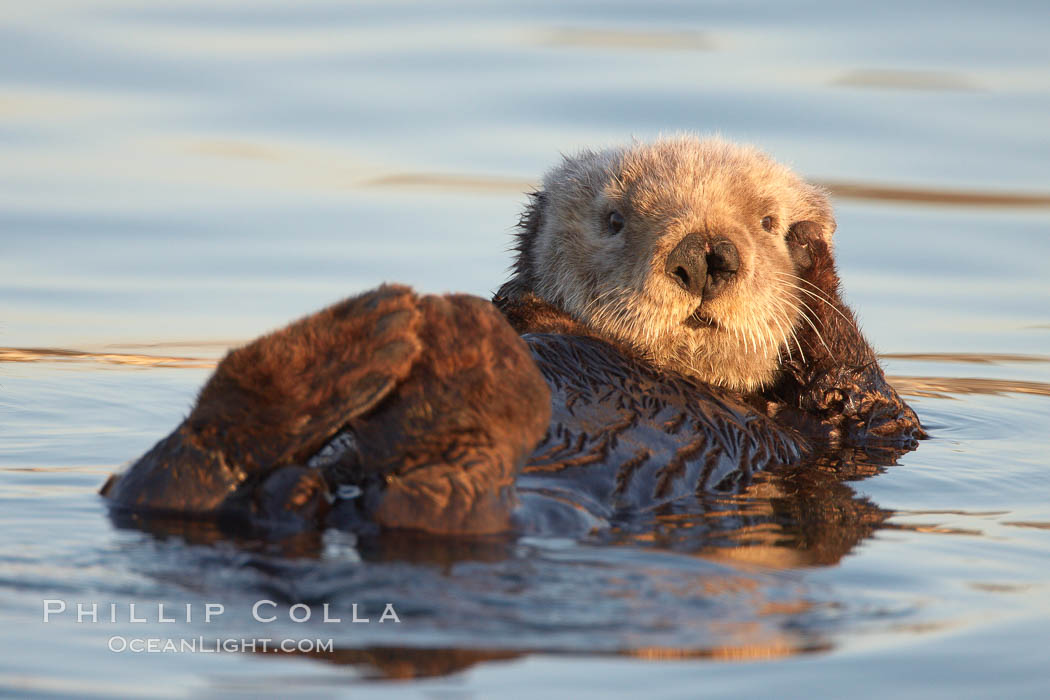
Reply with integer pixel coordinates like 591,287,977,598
103,136,922,537
103,286,552,535
757,230,925,444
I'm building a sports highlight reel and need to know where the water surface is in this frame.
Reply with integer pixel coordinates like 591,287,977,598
2,1,1049,697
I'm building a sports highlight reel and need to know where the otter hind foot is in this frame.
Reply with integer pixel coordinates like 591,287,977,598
330,294,552,535
102,286,552,537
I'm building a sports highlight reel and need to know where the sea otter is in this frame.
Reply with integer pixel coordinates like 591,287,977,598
101,137,923,537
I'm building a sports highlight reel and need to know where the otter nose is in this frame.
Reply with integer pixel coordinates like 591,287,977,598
666,234,708,296
704,238,740,299
665,234,740,299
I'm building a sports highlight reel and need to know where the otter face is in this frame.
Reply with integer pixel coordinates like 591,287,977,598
519,136,836,392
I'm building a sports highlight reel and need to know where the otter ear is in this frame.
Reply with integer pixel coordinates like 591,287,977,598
794,183,836,244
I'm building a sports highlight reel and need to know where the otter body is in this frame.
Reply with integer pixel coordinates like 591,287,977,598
512,332,801,535
101,137,923,538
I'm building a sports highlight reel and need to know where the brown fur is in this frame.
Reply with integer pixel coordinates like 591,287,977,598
102,284,424,513
349,294,552,534
496,289,603,340
759,225,925,443
103,287,552,534
191,284,424,473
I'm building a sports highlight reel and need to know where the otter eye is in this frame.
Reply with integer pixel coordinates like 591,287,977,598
761,216,774,232
607,210,625,235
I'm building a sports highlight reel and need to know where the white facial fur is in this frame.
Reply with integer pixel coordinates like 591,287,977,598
528,136,835,392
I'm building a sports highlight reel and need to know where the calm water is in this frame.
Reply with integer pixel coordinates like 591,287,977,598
2,1,1050,697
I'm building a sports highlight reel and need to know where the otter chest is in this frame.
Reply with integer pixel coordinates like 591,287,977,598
513,334,801,530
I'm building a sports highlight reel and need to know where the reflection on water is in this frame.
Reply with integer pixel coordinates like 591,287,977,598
9,346,1049,398
599,454,894,571
832,69,980,91
0,346,215,369
366,172,534,193
887,376,1050,399
266,637,835,680
816,181,1050,208
883,352,1050,364
91,428,914,679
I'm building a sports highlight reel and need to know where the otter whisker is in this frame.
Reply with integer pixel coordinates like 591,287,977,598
585,288,637,338
583,286,630,316
770,309,790,360
770,277,836,357
755,298,781,358
772,281,810,361
774,272,857,329
774,280,830,354
775,289,808,364
788,282,856,330
783,303,807,364
761,303,775,356
744,302,759,355
766,293,797,363
793,297,834,357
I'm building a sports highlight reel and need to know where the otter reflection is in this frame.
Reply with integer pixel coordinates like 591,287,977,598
599,445,899,568
257,640,836,680
245,448,895,680
108,439,910,680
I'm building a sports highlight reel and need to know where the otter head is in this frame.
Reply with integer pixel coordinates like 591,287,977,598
508,136,836,392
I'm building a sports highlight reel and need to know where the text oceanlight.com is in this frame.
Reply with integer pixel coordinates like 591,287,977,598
107,637,335,654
